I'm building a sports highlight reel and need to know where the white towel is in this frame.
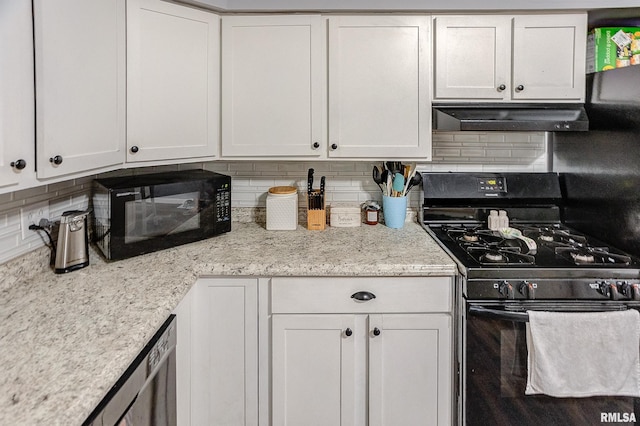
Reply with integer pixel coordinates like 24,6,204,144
525,309,640,397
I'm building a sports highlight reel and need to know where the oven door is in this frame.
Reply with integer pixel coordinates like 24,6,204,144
463,301,640,426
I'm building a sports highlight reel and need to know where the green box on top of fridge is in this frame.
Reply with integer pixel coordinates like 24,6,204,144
586,27,640,73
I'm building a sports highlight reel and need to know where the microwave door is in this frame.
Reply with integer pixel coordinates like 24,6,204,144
143,195,157,237
168,195,200,235
142,187,158,236
125,187,157,244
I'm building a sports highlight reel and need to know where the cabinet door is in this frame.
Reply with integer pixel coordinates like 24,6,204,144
369,314,452,426
512,14,587,101
173,283,195,426
433,15,511,100
272,314,359,426
34,0,125,179
127,0,219,162
221,16,325,158
0,0,34,191
328,16,431,159
191,278,259,426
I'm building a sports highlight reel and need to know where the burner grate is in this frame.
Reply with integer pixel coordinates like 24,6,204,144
444,226,536,265
555,246,631,266
440,224,633,267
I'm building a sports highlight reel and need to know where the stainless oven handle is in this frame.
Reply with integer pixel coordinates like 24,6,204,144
468,306,530,322
468,305,631,323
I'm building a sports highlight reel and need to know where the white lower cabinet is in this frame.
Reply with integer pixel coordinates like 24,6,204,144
368,314,451,426
272,313,451,426
272,314,360,425
177,276,453,426
271,277,453,426
177,277,259,426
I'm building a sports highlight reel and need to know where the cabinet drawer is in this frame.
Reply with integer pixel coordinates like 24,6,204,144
271,277,452,314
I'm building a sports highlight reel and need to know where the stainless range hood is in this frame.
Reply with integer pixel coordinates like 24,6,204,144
433,103,589,132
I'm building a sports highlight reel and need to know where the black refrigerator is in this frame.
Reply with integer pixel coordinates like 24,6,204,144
553,53,640,257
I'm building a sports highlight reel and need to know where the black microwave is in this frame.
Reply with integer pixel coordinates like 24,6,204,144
92,170,231,260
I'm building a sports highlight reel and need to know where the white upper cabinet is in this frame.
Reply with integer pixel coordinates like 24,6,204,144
221,15,432,160
434,16,511,100
221,15,325,158
329,16,432,159
127,0,220,163
434,13,587,102
511,15,587,100
33,0,126,179
0,0,35,192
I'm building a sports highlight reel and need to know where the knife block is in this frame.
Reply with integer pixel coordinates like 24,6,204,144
307,191,326,230
307,208,326,230
307,189,326,230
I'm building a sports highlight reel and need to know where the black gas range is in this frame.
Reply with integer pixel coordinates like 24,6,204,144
421,172,640,301
421,172,640,426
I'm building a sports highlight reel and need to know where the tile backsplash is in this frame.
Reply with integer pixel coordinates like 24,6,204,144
0,131,548,265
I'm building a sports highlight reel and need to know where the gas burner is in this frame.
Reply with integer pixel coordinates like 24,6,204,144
443,225,538,265
462,230,480,242
446,226,492,243
521,226,588,247
571,252,595,264
539,230,555,242
481,250,505,263
467,246,536,265
555,246,632,266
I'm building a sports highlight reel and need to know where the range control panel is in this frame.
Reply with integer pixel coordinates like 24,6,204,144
477,177,507,194
466,279,640,300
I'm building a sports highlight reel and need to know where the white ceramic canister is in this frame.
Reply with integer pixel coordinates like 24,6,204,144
266,186,298,230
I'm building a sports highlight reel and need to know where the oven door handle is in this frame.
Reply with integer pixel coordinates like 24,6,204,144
468,306,530,322
469,304,632,323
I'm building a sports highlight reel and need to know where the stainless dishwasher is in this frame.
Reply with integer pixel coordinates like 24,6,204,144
83,315,177,426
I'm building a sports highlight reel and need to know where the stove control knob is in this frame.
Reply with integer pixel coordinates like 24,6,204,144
631,283,640,301
519,281,536,300
498,281,514,299
618,281,632,299
599,281,619,300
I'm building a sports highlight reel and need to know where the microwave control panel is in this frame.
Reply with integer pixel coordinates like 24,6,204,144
215,183,231,223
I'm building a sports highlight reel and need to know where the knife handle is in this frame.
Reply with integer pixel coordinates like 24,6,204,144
307,168,314,195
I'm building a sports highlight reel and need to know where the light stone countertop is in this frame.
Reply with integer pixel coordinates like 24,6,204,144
0,221,457,425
